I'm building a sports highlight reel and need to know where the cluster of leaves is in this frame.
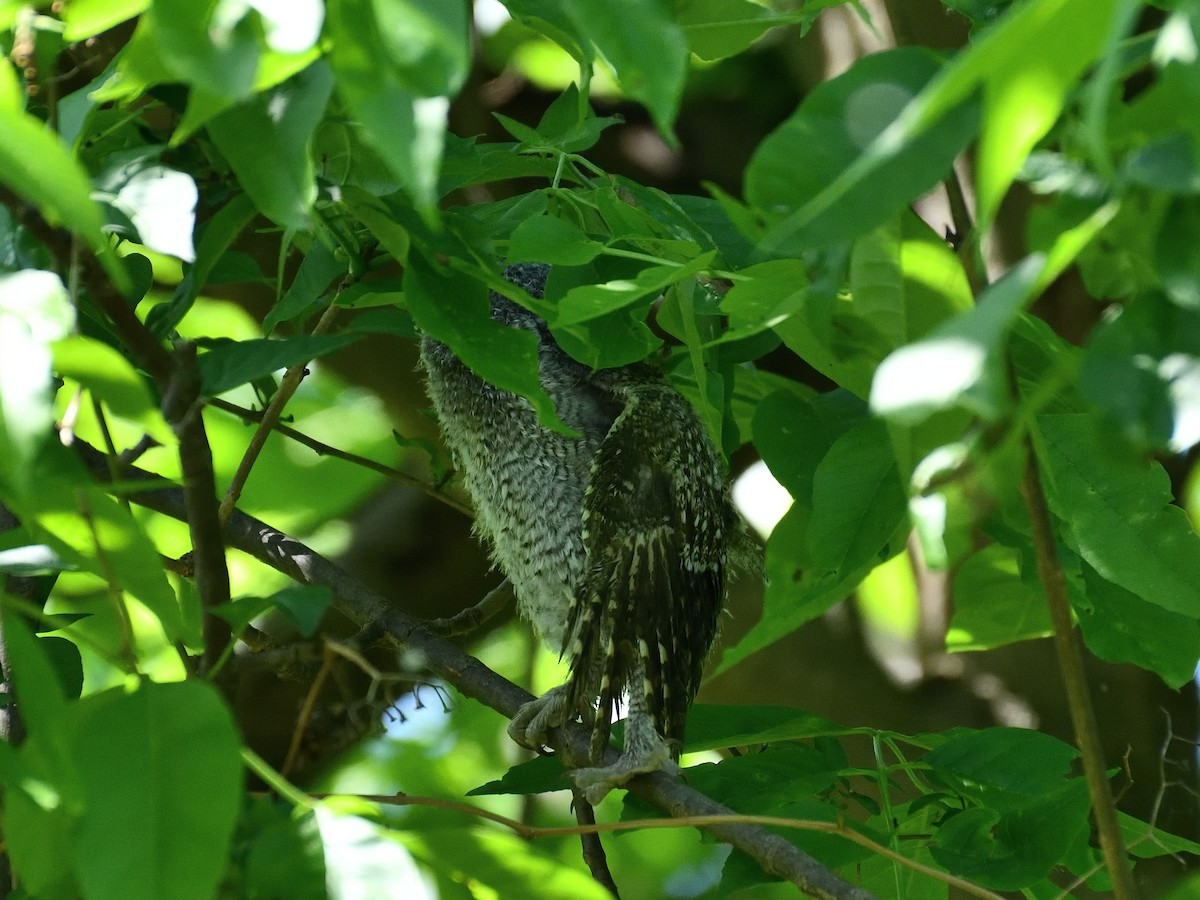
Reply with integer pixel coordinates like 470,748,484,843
1,0,1200,897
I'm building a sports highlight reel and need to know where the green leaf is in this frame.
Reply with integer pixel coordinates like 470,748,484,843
0,270,72,495
263,240,347,335
1077,562,1200,689
70,680,242,900
925,727,1079,797
871,254,1042,424
267,585,332,638
969,0,1121,226
404,254,569,433
208,62,334,231
335,280,405,309
327,0,452,212
807,417,907,574
242,803,325,899
0,65,122,285
52,336,173,445
1078,292,1200,452
507,215,605,266
715,392,908,675
567,0,688,137
715,258,809,345
369,0,469,97
211,595,274,632
468,753,570,796
1036,412,1200,618
147,0,259,100
62,0,149,40
196,334,362,396
1119,810,1200,860
746,47,978,251
675,0,812,61
529,83,623,153
850,210,974,349
948,545,1052,651
501,0,592,63
1155,196,1200,309
683,743,845,813
552,253,716,327
681,703,845,751
30,481,183,641
930,780,1091,890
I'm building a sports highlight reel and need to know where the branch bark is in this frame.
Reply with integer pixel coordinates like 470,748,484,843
76,442,874,900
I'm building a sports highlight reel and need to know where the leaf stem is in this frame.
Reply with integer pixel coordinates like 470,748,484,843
242,747,314,809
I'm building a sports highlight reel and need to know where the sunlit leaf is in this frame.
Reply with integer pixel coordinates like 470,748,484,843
70,681,241,900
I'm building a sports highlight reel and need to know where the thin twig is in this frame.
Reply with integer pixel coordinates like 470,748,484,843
281,642,337,779
293,791,1003,900
206,397,471,516
218,301,341,523
1019,438,1138,900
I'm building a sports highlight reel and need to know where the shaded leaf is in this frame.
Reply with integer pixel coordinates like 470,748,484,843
1078,562,1200,689
196,334,361,396
208,62,334,231
1037,412,1200,618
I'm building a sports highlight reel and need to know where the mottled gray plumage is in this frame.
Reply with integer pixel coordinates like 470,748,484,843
420,262,736,800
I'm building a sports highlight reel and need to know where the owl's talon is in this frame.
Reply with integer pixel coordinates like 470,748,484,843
570,712,679,804
571,735,678,805
508,684,574,750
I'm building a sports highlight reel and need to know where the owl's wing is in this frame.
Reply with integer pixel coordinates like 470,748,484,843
563,380,728,762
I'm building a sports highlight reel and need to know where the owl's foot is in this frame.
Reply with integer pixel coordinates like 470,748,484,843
508,684,574,751
570,715,679,805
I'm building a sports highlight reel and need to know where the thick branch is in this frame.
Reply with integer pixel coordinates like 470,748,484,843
77,443,872,900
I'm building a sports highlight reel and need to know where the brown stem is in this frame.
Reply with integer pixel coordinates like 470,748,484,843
1019,439,1138,900
218,302,341,523
207,397,471,516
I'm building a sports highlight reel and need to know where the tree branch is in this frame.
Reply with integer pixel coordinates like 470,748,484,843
1019,437,1138,900
76,441,873,900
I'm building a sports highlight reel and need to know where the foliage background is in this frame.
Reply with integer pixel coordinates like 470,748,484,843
1,0,1200,897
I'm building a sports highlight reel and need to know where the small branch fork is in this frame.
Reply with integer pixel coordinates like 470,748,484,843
75,443,874,900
